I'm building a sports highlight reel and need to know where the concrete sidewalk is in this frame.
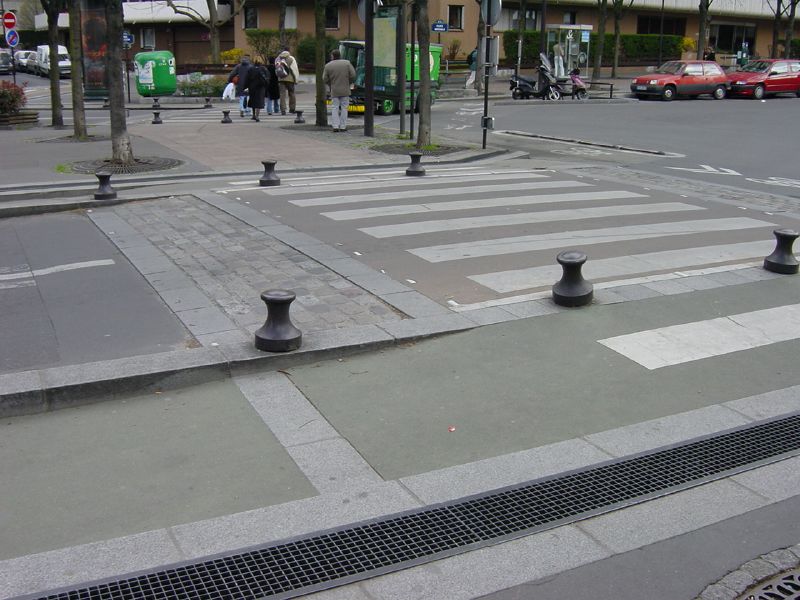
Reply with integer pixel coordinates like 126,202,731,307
1,84,799,600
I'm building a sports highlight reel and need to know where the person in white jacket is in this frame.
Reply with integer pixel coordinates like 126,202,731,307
275,49,300,115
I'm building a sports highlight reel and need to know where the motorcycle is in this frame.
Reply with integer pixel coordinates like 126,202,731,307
569,68,588,100
509,53,563,101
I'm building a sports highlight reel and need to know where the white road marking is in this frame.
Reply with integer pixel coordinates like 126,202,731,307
598,303,800,370
0,259,116,282
410,217,773,263
469,240,770,293
359,201,700,239
665,164,742,176
321,184,611,220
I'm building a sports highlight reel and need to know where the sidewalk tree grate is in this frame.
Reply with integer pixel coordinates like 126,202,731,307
740,567,800,600
24,413,800,600
71,157,184,175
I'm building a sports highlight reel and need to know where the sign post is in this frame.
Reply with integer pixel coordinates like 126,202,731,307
432,19,448,45
123,31,133,103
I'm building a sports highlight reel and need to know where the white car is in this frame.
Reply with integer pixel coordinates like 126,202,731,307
13,50,35,73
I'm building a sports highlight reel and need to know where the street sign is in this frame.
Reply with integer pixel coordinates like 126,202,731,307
2,11,17,30
480,0,502,26
123,31,134,46
5,29,19,48
432,19,448,32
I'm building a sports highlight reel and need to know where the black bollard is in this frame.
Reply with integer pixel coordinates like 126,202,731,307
764,229,799,274
151,111,162,124
259,160,281,186
221,110,232,124
294,110,305,124
406,151,426,176
552,250,593,307
152,98,161,110
203,97,213,109
254,290,302,352
102,97,109,109
94,171,117,201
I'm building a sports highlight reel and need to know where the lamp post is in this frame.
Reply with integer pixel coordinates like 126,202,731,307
658,0,665,65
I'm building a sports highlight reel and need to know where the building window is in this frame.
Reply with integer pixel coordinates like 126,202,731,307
510,8,536,31
285,6,297,29
636,16,686,36
325,2,339,29
243,6,258,29
141,27,155,50
563,11,577,25
448,5,464,30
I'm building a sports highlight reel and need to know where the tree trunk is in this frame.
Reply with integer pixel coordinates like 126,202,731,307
42,1,64,127
207,0,221,63
314,0,328,126
592,0,607,79
612,9,621,78
279,0,288,48
105,0,134,164
416,0,431,148
772,0,783,58
785,0,798,58
697,0,708,60
68,0,87,139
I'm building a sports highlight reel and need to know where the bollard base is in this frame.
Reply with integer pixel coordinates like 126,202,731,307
764,258,799,275
552,286,593,307
254,330,302,352
93,191,117,201
406,167,426,176
259,177,281,187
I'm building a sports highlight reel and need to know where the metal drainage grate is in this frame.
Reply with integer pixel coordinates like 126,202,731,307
740,567,800,600
71,157,184,175
26,413,800,600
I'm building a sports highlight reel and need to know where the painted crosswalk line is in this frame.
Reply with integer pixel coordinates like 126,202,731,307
359,200,697,239
598,303,800,369
319,185,632,220
410,217,773,263
469,240,771,293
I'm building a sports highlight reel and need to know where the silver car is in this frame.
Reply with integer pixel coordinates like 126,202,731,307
13,50,35,73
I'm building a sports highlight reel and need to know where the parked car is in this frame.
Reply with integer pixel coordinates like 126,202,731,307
25,52,40,74
727,59,800,99
0,51,11,75
13,50,35,73
35,44,71,78
631,60,729,101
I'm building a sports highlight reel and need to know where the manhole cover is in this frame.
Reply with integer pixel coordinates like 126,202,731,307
739,567,800,600
71,157,184,174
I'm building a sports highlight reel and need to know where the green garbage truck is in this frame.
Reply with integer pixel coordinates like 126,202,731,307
134,50,177,97
336,41,442,115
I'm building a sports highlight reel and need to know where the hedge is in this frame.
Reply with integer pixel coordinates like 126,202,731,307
792,38,800,57
297,35,339,68
503,31,682,66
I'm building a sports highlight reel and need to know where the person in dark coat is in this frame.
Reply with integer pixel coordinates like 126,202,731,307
245,60,269,122
266,56,280,115
228,55,252,118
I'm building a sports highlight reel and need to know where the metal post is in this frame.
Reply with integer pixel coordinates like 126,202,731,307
410,3,416,140
658,0,665,65
482,2,492,150
364,0,375,137
397,1,406,135
539,0,548,55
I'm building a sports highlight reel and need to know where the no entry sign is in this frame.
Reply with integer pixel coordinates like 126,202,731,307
2,12,17,30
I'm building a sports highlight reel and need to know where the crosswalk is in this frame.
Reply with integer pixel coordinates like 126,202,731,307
232,166,787,307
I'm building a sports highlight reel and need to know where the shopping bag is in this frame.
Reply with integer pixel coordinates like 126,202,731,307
222,82,236,100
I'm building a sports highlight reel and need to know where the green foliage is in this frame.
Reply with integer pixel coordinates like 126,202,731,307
296,35,339,68
245,29,299,63
176,74,228,97
0,81,27,114
501,30,542,66
446,38,462,60
220,48,245,65
791,39,800,58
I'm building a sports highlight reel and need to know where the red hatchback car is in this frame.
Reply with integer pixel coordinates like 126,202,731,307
727,59,800,99
630,60,729,101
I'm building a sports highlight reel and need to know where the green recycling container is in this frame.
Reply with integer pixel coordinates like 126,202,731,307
134,50,177,97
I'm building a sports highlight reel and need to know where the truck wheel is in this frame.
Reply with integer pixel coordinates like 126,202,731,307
376,99,395,115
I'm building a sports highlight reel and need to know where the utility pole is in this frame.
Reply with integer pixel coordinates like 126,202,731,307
364,0,374,137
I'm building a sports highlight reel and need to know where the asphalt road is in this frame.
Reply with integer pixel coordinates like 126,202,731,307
426,94,800,199
0,212,193,373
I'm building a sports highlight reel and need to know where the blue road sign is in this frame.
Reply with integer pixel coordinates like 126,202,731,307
5,29,19,48
432,19,448,32
123,32,134,45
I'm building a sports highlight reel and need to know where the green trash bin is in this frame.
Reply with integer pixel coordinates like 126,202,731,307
134,50,177,97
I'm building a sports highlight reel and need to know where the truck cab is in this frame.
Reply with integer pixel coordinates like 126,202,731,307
36,45,71,78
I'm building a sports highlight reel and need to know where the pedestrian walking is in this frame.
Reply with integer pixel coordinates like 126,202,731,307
245,60,269,122
275,49,300,115
228,55,252,118
266,56,280,115
553,42,565,78
323,49,356,132
465,47,478,88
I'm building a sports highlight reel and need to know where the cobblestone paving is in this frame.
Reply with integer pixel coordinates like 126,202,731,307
112,196,403,333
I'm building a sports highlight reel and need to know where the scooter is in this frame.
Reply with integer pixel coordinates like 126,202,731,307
509,53,563,101
568,68,588,100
